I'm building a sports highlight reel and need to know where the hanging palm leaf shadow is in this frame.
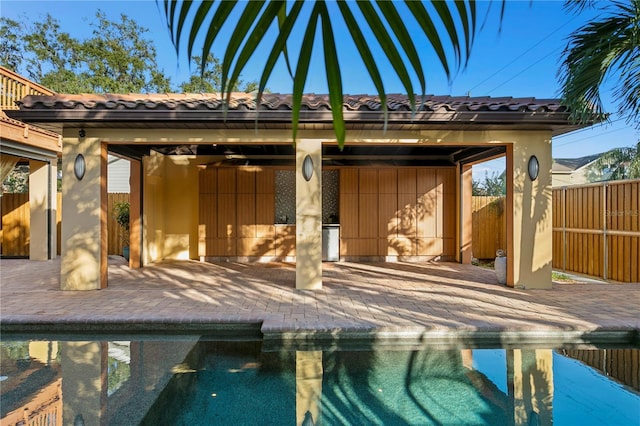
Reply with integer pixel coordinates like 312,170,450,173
161,0,482,148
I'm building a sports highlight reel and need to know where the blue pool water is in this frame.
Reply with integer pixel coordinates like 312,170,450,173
1,338,638,425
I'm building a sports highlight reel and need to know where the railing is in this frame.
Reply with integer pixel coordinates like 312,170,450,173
0,66,55,110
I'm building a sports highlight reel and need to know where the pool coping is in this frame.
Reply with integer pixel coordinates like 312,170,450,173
2,319,638,351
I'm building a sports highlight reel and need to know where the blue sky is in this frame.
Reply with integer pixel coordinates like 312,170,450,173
3,0,638,178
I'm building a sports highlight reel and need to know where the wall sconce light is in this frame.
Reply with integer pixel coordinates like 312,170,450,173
74,154,86,180
79,128,86,138
528,155,539,181
302,155,314,181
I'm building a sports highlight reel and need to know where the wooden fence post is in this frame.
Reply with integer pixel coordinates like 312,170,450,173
562,186,566,273
603,182,608,281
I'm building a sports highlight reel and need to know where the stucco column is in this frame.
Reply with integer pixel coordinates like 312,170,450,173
142,151,166,265
28,159,50,260
61,341,107,425
296,351,323,426
61,133,107,290
506,133,553,289
507,349,554,425
129,159,141,268
460,164,473,264
296,139,322,290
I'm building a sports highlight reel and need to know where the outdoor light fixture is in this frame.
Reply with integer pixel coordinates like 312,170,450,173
302,155,314,181
528,155,539,181
79,128,86,138
74,154,86,180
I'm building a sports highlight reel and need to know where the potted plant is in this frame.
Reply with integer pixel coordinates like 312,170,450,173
113,201,130,260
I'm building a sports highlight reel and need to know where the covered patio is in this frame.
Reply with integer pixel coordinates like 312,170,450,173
6,93,591,291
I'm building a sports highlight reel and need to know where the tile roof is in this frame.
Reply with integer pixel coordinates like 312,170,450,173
16,93,568,113
552,153,603,172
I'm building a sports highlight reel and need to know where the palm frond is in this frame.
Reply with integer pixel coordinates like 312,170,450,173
559,0,640,128
163,0,488,147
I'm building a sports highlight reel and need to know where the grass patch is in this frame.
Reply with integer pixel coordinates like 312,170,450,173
552,271,576,283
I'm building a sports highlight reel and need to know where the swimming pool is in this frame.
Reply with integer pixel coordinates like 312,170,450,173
1,337,638,425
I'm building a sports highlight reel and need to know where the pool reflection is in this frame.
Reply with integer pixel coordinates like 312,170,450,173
1,340,638,425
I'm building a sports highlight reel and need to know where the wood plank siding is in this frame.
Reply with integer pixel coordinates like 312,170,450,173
198,166,457,261
1,193,129,257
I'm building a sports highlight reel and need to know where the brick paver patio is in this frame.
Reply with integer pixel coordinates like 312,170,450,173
1,257,638,346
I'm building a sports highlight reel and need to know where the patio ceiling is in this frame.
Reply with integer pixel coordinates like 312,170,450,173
108,142,505,166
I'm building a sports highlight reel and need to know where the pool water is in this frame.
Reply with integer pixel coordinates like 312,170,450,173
1,338,638,425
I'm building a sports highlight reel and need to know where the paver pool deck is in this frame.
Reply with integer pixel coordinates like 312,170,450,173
1,257,638,346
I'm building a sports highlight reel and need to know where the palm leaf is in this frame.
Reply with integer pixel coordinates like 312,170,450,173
223,1,282,106
404,0,452,80
454,0,476,65
277,3,294,79
174,0,194,57
431,0,464,68
559,0,639,128
376,1,426,97
187,1,215,63
220,1,266,94
319,2,345,144
200,2,238,76
291,3,321,142
163,0,493,146
358,1,415,112
256,1,303,99
336,1,387,131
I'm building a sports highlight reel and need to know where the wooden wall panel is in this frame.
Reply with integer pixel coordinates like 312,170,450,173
196,165,459,261
217,168,236,193
378,193,398,240
378,168,397,193
256,168,275,194
275,225,296,257
359,169,378,194
217,193,236,239
340,169,358,193
358,193,378,238
237,193,256,238
397,193,416,239
237,168,256,194
340,192,359,238
398,168,417,194
337,166,456,260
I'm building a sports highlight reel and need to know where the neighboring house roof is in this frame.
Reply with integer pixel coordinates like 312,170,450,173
7,93,585,136
552,153,603,174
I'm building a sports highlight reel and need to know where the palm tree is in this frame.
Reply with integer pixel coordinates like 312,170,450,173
161,1,489,147
558,0,640,128
587,141,640,181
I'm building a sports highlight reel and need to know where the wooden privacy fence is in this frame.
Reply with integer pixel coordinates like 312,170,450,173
472,196,506,259
1,192,130,257
553,179,640,283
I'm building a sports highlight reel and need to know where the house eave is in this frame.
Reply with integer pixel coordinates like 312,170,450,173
4,108,585,137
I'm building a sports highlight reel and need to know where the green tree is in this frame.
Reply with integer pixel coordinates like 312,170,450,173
1,165,29,194
179,54,259,93
558,0,640,128
163,1,484,147
586,142,640,181
1,11,171,93
472,171,506,196
0,18,24,71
